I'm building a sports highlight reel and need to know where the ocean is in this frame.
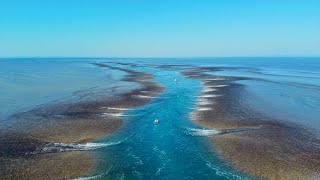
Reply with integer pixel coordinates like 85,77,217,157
0,57,319,179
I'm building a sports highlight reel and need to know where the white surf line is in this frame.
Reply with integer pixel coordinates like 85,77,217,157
195,98,213,104
197,101,214,106
202,94,222,98
107,107,132,111
46,142,111,151
102,112,139,117
198,107,213,111
203,78,226,82
33,142,116,155
209,77,226,80
140,90,151,93
188,74,200,77
102,112,128,117
197,94,222,98
206,84,228,88
197,97,214,103
185,127,221,136
201,88,218,93
39,135,133,155
133,95,157,99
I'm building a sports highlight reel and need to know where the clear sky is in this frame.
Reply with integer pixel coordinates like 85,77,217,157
0,0,319,57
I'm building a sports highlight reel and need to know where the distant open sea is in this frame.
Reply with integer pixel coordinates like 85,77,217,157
144,57,320,133
3,57,318,130
0,59,132,125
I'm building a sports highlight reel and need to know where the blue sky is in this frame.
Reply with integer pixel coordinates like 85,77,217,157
0,0,319,57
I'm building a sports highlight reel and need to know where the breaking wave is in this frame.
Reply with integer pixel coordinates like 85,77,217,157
107,107,132,111
38,142,117,153
184,128,221,136
133,95,155,99
198,94,222,98
197,107,213,111
33,136,131,154
102,112,126,117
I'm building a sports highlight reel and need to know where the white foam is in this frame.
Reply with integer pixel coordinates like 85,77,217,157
198,101,214,106
197,98,213,103
140,91,150,93
198,107,213,111
202,88,217,93
41,142,115,153
198,97,209,101
107,107,131,111
205,161,242,179
205,77,226,81
73,166,112,180
134,95,154,99
197,97,214,105
185,128,220,136
102,112,125,117
199,94,222,98
39,136,131,154
207,84,228,88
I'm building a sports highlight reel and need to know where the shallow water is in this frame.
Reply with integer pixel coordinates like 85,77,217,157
205,58,320,134
0,59,135,125
88,66,247,179
1,58,319,179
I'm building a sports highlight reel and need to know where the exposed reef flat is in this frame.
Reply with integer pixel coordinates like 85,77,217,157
182,67,320,180
0,63,164,180
0,152,92,180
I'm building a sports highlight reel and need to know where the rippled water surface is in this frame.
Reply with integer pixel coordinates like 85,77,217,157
88,66,247,179
1,57,319,179
0,59,130,123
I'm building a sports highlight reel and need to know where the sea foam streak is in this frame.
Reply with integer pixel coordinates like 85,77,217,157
207,85,228,88
40,142,116,153
188,74,200,77
107,107,131,111
140,90,151,93
198,101,214,105
185,128,221,136
133,95,155,99
202,88,217,93
199,94,222,98
73,166,113,180
198,107,213,111
102,112,126,117
206,77,226,81
35,136,131,154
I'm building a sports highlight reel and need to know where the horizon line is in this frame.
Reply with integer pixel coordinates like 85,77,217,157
1,55,320,59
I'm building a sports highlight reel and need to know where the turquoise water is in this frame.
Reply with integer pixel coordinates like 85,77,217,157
90,66,247,179
1,58,319,179
137,57,320,133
